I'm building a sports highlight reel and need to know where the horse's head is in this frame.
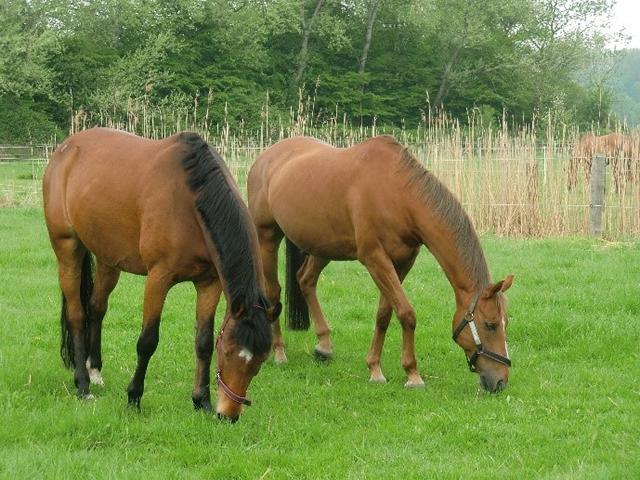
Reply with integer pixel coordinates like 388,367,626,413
452,275,514,393
214,299,280,422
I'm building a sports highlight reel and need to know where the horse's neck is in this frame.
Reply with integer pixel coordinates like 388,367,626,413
412,206,487,305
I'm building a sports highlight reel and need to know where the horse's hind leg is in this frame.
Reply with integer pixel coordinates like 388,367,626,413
297,255,332,360
366,252,418,384
53,237,93,398
86,262,120,386
127,271,172,409
192,278,222,411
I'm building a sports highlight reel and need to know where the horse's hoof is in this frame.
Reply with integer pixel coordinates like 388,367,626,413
369,375,387,384
127,396,141,411
314,348,333,361
89,369,104,386
273,351,288,364
404,379,426,389
79,393,95,401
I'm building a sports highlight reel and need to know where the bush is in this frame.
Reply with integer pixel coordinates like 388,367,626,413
0,94,64,144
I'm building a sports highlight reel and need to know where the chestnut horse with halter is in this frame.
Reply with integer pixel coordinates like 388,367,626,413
248,136,514,392
44,128,279,421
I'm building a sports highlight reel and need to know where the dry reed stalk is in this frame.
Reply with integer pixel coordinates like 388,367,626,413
7,100,637,238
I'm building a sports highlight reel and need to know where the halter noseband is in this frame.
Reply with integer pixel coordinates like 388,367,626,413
215,322,252,407
452,292,511,372
216,370,252,407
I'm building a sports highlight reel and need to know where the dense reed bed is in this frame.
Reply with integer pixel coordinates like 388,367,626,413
2,100,638,238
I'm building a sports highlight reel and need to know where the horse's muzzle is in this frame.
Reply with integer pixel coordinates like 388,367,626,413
480,375,507,393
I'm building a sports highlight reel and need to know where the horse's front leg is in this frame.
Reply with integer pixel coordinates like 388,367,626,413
257,226,286,363
127,273,171,409
366,252,417,384
362,248,423,388
367,294,392,383
191,278,222,412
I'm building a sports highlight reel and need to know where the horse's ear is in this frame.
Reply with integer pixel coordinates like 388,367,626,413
483,275,514,298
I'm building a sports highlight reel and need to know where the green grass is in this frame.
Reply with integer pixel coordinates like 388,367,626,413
1,207,639,479
0,161,46,206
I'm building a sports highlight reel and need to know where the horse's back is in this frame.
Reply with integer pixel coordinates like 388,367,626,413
249,135,418,260
45,128,184,228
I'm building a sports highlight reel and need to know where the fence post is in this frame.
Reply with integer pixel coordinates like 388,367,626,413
590,154,606,236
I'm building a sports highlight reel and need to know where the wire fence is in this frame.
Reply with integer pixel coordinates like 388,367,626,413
2,134,639,238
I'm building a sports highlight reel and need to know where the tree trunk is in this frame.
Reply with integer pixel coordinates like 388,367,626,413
294,0,325,87
358,0,380,74
433,43,462,110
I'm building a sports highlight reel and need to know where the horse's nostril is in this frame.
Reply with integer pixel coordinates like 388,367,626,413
495,379,505,392
480,375,490,391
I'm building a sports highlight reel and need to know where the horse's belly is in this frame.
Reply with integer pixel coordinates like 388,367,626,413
268,162,359,259
82,226,146,274
295,234,357,260
67,203,145,273
276,211,357,260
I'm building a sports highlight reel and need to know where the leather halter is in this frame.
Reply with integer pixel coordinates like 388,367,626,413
215,321,252,407
452,292,511,372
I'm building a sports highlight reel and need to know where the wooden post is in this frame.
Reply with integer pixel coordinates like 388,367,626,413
590,154,606,236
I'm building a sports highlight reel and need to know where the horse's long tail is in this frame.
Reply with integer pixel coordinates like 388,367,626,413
285,237,310,330
60,251,94,368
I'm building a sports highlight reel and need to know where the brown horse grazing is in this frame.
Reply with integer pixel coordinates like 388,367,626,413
248,136,514,392
43,128,279,421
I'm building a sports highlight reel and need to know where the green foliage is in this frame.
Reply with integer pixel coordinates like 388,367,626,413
0,0,629,139
0,1,60,98
0,94,63,143
1,208,639,477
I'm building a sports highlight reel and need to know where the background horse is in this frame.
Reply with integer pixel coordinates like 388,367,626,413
248,136,514,392
569,132,638,191
43,128,278,421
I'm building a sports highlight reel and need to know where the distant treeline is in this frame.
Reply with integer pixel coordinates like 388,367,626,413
611,49,640,126
0,0,626,142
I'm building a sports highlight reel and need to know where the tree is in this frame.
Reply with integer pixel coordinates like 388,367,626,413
0,0,624,140
0,0,63,141
0,0,59,98
524,0,616,119
294,0,326,88
358,0,382,74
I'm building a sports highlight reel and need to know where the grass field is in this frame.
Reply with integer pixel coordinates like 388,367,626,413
1,207,639,479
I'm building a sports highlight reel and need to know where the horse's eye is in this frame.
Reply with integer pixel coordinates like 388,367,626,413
485,323,498,332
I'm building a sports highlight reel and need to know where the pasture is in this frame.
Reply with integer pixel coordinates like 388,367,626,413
1,206,639,478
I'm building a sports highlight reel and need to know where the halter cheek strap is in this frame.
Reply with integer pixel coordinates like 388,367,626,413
215,326,253,407
214,303,268,407
452,292,511,372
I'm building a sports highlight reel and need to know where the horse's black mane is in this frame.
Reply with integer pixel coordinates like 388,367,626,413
179,133,271,354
